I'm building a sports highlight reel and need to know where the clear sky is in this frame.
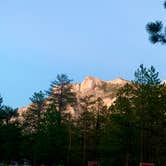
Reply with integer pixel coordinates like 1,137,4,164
0,0,166,108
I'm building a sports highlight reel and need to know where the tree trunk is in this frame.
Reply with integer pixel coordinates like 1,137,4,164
140,130,144,162
67,125,72,166
125,151,129,166
83,123,87,166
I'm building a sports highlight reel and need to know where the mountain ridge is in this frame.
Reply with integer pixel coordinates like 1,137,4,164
18,76,129,116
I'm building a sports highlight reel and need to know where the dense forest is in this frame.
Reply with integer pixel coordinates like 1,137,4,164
0,64,165,166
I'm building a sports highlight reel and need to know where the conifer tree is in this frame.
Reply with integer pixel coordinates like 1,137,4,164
47,74,76,125
23,90,45,132
46,74,76,165
77,95,96,166
110,64,166,166
146,1,166,44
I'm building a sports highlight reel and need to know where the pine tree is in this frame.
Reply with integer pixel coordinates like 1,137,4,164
146,1,166,44
46,74,77,165
47,74,76,125
77,95,96,166
23,90,45,133
110,64,166,166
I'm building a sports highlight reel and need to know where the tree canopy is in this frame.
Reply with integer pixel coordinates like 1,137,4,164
0,69,165,166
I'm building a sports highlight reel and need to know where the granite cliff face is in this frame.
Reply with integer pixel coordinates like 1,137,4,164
18,76,129,116
72,76,129,107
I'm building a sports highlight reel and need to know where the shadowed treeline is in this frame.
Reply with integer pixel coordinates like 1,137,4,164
0,65,165,166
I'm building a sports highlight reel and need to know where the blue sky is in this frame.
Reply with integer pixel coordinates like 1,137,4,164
0,0,166,107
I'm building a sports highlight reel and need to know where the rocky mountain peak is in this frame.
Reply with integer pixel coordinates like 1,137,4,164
162,80,166,84
80,76,104,92
18,76,130,117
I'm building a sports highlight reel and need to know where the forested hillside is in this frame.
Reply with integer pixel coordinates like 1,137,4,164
0,65,165,166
